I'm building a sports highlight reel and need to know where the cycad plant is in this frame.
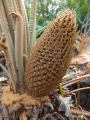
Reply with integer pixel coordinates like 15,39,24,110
0,0,37,94
0,0,77,97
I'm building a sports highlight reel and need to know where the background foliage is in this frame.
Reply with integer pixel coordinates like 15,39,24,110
24,0,90,37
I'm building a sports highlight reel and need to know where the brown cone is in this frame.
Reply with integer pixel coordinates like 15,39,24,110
24,9,77,97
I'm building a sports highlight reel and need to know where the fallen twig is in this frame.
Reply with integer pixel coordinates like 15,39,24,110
70,108,90,117
43,102,54,111
0,63,10,78
62,74,90,88
64,87,90,96
52,112,66,120
62,72,83,83
30,106,39,120
42,114,56,120
12,110,16,120
1,103,10,120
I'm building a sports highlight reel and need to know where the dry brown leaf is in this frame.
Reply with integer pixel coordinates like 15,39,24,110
72,34,90,65
74,40,82,54
19,111,27,120
84,62,90,74
75,34,85,54
85,36,90,54
71,54,90,64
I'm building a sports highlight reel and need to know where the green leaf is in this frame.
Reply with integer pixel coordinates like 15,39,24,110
80,3,88,20
79,0,85,6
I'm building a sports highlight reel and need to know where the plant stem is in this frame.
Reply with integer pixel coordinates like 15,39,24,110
58,83,64,97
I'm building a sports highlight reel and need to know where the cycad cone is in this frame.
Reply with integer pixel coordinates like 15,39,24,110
24,9,77,97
